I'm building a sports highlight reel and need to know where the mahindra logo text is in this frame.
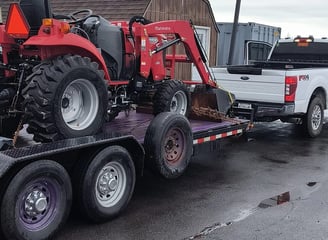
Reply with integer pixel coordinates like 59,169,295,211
155,26,171,31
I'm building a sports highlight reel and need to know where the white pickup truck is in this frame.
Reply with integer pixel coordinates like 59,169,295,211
214,36,328,137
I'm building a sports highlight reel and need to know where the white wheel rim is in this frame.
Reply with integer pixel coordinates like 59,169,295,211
61,79,99,130
311,104,322,131
170,90,188,115
95,162,127,207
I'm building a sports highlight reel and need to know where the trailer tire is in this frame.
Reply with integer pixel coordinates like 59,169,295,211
23,55,108,142
0,160,72,240
153,80,191,116
77,145,136,223
301,96,324,138
144,112,193,179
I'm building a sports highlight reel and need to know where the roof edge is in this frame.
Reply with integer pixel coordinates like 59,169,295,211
143,0,152,17
203,0,219,33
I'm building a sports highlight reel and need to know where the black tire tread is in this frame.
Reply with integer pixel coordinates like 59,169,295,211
0,160,72,240
153,80,191,116
74,145,136,223
22,54,107,142
144,112,193,179
301,96,324,138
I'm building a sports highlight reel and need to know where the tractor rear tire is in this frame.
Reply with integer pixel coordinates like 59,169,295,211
153,80,191,116
22,55,108,142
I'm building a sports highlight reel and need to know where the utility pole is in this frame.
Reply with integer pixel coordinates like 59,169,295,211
227,0,241,65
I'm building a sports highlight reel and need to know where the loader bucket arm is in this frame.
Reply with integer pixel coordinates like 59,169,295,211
136,20,234,116
137,20,217,88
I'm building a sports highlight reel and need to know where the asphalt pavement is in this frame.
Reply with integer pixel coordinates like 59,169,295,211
54,121,328,240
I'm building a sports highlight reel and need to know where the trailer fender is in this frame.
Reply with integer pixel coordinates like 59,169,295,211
23,33,110,81
107,137,145,176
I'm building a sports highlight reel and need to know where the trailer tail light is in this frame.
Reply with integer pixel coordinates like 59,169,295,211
285,76,298,102
5,3,30,39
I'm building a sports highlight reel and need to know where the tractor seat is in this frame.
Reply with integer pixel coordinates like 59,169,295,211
19,0,52,36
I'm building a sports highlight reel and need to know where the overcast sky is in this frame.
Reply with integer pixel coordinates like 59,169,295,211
208,0,328,38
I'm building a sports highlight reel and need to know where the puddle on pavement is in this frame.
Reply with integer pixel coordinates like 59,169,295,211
187,222,232,239
187,191,292,239
187,182,319,239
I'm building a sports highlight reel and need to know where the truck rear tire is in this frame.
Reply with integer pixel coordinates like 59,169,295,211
23,55,108,142
76,145,136,223
0,160,72,240
153,80,191,116
144,112,193,179
302,96,324,137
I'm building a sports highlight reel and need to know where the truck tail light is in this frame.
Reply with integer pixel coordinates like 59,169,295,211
5,3,30,39
285,76,298,102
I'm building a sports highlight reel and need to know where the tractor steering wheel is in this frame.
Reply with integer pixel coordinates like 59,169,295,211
68,9,93,24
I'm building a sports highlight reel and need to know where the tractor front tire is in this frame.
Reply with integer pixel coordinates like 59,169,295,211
23,55,108,142
153,80,191,116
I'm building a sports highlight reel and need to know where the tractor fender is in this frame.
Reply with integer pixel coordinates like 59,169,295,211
23,33,111,81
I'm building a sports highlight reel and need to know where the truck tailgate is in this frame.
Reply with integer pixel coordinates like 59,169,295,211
213,67,286,103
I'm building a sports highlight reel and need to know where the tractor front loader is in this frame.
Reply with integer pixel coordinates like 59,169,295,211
0,0,234,143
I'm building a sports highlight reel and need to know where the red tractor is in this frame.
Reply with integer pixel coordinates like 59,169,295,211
0,0,233,142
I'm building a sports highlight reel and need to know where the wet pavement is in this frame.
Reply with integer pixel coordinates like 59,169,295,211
54,121,328,240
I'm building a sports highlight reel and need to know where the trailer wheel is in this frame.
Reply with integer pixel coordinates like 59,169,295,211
153,80,191,116
144,112,193,179
77,145,136,222
0,160,72,240
301,96,324,137
23,55,108,142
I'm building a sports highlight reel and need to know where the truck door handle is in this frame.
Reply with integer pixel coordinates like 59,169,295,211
240,76,249,80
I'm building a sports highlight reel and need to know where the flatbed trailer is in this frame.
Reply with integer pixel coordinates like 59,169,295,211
0,111,249,240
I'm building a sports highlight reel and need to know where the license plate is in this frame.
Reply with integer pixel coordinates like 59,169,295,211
237,103,252,109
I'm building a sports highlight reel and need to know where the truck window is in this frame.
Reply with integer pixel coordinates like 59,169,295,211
246,41,272,64
270,42,328,62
